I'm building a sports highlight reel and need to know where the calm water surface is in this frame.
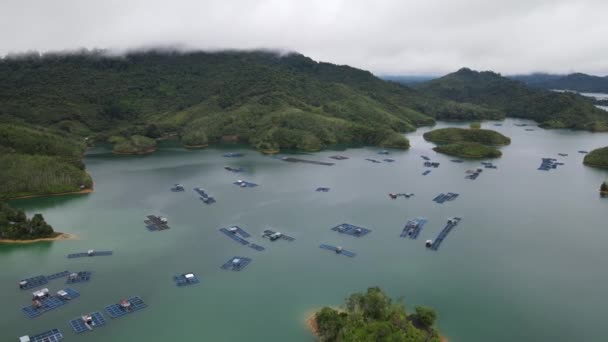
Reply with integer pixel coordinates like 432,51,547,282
2,119,607,342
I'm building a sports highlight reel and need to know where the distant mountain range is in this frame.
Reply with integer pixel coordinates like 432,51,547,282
509,73,608,93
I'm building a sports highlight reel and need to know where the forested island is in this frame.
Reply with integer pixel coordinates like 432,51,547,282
0,202,64,242
310,287,442,342
583,147,608,169
423,126,510,158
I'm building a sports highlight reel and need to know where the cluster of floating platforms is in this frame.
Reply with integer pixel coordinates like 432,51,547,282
319,244,356,257
424,161,440,168
221,256,252,271
465,169,483,180
262,229,295,241
22,288,80,318
20,328,64,342
331,223,371,237
224,166,243,173
426,217,462,251
223,152,243,157
481,162,497,169
538,158,564,171
433,193,459,204
67,250,112,259
66,271,92,284
316,187,330,192
365,158,381,163
19,271,70,290
280,157,334,166
233,180,258,188
173,273,199,287
219,226,266,251
170,183,185,192
69,312,106,334
329,155,349,160
422,170,431,176
389,193,414,199
400,218,428,239
144,215,170,231
105,296,147,318
194,187,216,204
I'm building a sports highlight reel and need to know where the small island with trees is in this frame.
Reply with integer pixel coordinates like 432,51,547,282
309,287,443,342
600,181,608,197
0,202,69,243
423,125,510,158
583,147,608,169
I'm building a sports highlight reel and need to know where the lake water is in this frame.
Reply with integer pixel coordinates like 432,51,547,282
2,119,608,342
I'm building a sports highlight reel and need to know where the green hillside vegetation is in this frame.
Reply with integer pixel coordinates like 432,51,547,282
0,202,55,240
314,287,440,342
418,68,608,131
600,182,607,193
583,147,608,169
110,135,157,154
433,142,502,158
423,127,510,145
0,123,92,199
517,73,608,93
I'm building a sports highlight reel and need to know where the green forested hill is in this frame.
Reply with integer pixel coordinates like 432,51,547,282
418,68,608,131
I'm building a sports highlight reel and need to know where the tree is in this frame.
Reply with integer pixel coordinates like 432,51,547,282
601,181,608,192
414,306,437,328
315,307,345,341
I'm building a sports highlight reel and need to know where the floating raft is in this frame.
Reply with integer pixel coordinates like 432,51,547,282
249,244,265,251
331,223,371,237
432,193,459,204
389,193,414,199
329,155,349,160
365,158,381,163
262,229,295,241
578,150,589,154
493,123,503,126
465,169,483,180
424,161,440,168
319,244,356,257
224,166,243,172
450,159,464,163
233,180,258,188
221,256,252,271
144,215,170,231
538,158,562,171
24,328,64,342
66,271,91,284
219,228,249,245
378,150,390,155
223,152,243,157
170,184,185,192
67,251,112,259
173,273,200,287
69,312,106,333
200,196,216,204
105,296,147,319
221,226,251,238
316,187,330,192
422,170,431,176
400,218,428,239
383,159,395,162
427,217,462,251
525,128,535,131
557,153,568,157
421,156,430,161
22,288,80,318
280,157,335,166
19,275,48,290
46,270,70,280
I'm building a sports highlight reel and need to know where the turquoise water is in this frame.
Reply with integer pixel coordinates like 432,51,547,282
2,119,607,342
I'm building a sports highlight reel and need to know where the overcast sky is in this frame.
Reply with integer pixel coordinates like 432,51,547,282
1,0,607,76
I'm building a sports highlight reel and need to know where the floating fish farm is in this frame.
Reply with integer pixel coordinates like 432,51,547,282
578,150,589,154
481,162,497,169
262,229,295,241
69,312,106,334
329,155,349,160
331,223,372,237
173,273,200,287
66,271,92,284
233,180,258,188
21,328,64,342
465,169,483,180
170,184,185,192
378,150,390,155
22,288,80,318
389,193,414,199
316,187,330,192
433,193,460,204
538,158,564,171
319,244,356,257
19,271,70,290
144,215,170,231
195,188,216,204
427,217,462,251
383,158,395,162
558,153,568,157
422,170,431,176
280,157,335,166
105,296,148,319
219,227,265,251
400,218,428,239
221,256,252,271
424,161,440,168
421,155,430,161
223,152,243,157
451,159,464,163
224,166,244,172
365,158,381,163
67,250,113,259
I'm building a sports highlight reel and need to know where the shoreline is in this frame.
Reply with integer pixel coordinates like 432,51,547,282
4,187,93,201
112,147,157,155
0,232,77,244
183,144,209,149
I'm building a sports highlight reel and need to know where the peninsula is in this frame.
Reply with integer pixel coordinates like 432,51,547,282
0,202,69,243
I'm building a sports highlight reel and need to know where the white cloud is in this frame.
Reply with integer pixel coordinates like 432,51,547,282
1,0,606,75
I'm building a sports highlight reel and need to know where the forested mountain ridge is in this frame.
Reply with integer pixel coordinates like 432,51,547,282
511,72,608,93
417,68,608,131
